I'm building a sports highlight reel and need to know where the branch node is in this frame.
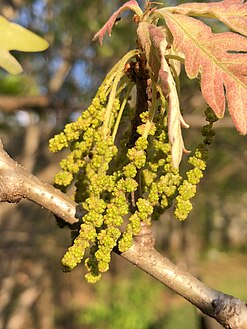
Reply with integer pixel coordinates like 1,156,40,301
212,293,247,328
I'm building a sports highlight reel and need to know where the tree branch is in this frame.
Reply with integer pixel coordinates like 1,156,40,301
0,139,81,224
121,226,247,328
0,139,247,328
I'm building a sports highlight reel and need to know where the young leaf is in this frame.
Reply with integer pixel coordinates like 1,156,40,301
137,22,189,168
160,13,247,135
93,0,143,45
0,15,49,74
164,0,247,37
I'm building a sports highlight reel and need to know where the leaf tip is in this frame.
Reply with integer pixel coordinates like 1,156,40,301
40,38,49,51
235,122,247,136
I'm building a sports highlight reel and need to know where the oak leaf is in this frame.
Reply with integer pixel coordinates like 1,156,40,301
0,15,48,74
93,0,142,45
165,0,247,37
160,12,247,135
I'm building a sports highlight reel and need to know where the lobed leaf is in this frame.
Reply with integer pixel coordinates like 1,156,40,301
161,13,247,135
163,0,247,37
93,0,143,45
0,15,49,74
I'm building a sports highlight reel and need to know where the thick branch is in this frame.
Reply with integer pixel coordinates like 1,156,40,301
0,140,247,328
121,227,247,328
0,140,80,224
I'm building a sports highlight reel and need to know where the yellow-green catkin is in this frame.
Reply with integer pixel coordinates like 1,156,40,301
50,43,218,283
84,256,101,283
61,224,97,271
49,88,108,190
50,65,145,282
142,108,182,220
174,107,217,220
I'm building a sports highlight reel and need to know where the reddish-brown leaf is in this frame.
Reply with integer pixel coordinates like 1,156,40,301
161,13,247,135
164,0,247,37
93,0,142,45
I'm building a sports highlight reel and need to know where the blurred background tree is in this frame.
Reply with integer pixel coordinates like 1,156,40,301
0,1,246,329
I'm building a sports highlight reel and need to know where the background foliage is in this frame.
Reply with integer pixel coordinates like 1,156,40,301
0,1,246,328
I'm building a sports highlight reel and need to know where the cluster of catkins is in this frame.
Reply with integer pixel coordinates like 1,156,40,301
49,55,217,282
